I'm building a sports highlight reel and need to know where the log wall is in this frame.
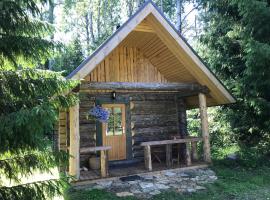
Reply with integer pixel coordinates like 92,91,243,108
78,92,184,167
58,110,68,151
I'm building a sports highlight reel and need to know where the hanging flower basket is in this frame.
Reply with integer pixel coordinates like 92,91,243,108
88,105,110,123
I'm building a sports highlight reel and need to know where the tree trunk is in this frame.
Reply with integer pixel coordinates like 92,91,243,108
195,15,198,37
85,14,90,52
89,11,95,44
136,0,141,10
160,0,163,12
176,0,182,33
47,0,55,70
97,0,102,38
127,0,134,17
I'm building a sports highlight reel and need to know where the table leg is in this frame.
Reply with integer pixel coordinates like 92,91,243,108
100,150,108,177
185,143,191,166
144,145,152,171
166,144,172,168
191,141,198,161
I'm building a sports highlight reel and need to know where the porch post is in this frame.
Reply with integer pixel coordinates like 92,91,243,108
69,103,80,179
198,93,211,163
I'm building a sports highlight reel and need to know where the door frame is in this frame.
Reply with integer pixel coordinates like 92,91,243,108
95,96,132,160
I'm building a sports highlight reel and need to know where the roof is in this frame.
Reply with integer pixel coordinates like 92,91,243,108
67,0,236,106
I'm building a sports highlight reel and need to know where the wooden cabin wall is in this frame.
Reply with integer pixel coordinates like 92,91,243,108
79,94,97,166
130,94,179,160
58,110,68,151
78,92,186,167
84,46,168,83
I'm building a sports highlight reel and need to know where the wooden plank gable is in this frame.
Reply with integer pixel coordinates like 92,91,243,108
85,46,168,83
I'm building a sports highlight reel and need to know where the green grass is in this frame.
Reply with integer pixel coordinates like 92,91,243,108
65,147,270,200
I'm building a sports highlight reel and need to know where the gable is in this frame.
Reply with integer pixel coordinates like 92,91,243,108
85,46,168,83
68,1,235,107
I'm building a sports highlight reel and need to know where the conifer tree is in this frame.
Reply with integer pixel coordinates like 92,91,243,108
199,0,270,149
0,1,79,199
0,0,55,67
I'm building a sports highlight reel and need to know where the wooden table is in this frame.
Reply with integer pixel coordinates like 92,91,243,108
140,137,203,171
80,146,112,178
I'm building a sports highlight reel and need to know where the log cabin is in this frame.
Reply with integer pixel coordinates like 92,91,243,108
58,1,235,181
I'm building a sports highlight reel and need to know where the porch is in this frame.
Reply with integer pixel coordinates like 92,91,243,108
64,82,211,181
79,161,208,182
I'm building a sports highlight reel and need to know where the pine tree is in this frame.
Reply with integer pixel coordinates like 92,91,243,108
0,1,79,199
0,0,55,67
52,38,85,76
199,0,270,150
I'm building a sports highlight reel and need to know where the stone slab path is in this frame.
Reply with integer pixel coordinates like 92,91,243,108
75,168,217,199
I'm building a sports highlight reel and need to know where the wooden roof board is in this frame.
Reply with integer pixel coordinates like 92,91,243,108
67,0,236,106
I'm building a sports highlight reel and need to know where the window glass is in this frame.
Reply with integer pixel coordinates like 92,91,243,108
106,107,114,136
105,106,124,136
114,107,123,135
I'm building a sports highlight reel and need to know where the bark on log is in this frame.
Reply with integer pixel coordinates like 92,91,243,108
81,82,209,92
144,145,152,171
199,93,212,163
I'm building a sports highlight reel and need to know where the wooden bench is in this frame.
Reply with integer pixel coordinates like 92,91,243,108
140,137,203,171
80,146,112,178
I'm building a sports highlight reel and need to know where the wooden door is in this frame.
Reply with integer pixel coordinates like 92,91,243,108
102,104,126,161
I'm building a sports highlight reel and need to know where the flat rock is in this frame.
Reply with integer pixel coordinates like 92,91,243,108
179,172,189,177
97,180,112,188
127,181,138,185
195,185,206,190
130,188,142,194
150,190,161,195
164,171,176,177
187,188,196,193
155,183,170,190
209,176,218,180
92,184,105,189
139,182,154,189
142,175,154,180
116,192,134,197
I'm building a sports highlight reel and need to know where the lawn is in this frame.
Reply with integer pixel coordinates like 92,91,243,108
65,160,270,200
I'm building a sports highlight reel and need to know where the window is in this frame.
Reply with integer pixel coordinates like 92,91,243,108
104,105,125,136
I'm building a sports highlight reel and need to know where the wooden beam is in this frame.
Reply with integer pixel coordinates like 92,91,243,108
81,82,209,92
199,93,211,163
69,103,80,180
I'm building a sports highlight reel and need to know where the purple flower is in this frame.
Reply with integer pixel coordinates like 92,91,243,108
88,105,110,123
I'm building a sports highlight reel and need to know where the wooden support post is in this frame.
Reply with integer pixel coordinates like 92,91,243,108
100,150,108,178
185,143,191,166
166,144,172,168
191,141,198,161
69,103,80,180
144,145,152,171
199,93,212,163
